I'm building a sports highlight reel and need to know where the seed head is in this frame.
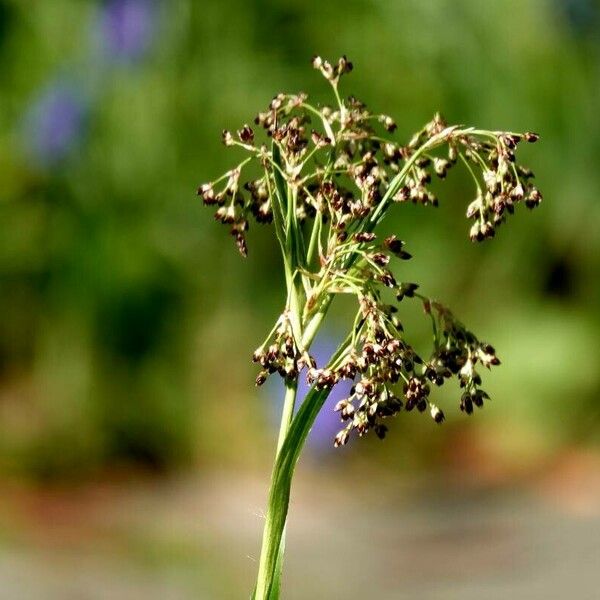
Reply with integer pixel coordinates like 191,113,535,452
334,428,350,448
198,56,542,447
524,132,540,143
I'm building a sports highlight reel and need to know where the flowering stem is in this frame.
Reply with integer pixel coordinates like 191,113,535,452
255,268,336,599
253,327,352,599
255,252,305,598
200,56,542,599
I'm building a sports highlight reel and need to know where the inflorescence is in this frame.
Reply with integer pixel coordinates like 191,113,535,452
198,56,542,447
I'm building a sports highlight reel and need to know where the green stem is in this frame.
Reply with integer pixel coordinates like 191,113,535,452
253,330,352,599
306,211,322,268
276,381,299,454
254,255,307,599
253,293,334,599
254,378,298,600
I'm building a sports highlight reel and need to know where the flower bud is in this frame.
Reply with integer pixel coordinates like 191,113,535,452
255,371,268,386
222,130,234,146
334,429,350,448
430,404,445,423
237,125,254,144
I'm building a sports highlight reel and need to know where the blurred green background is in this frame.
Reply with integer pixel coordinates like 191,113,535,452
0,0,599,598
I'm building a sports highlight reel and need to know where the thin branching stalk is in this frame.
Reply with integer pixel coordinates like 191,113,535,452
198,56,542,599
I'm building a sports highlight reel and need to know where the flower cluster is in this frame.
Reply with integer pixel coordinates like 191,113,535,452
315,286,500,447
392,116,543,242
198,56,542,447
252,312,312,385
198,166,250,257
462,131,542,241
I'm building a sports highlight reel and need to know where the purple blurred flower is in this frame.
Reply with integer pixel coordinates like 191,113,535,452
98,0,157,62
23,81,88,167
268,335,353,454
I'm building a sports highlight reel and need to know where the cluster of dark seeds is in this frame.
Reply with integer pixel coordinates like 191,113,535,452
252,315,310,385
463,131,542,241
198,58,540,257
198,56,541,447
326,286,501,447
197,167,250,256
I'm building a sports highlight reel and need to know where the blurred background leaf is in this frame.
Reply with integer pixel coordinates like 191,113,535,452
0,0,599,596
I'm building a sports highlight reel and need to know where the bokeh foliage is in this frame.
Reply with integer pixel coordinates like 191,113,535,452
0,0,598,478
